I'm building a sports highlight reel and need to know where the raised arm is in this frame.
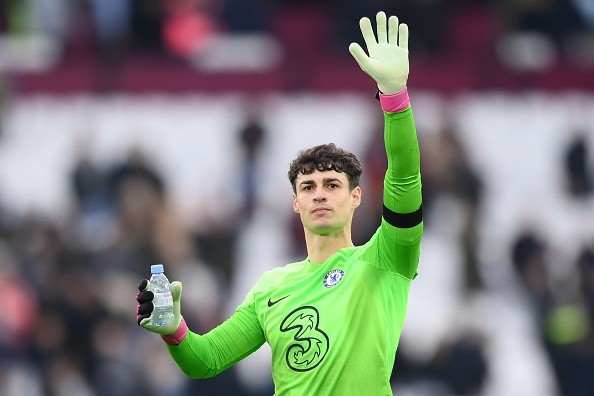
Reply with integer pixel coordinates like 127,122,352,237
350,12,422,278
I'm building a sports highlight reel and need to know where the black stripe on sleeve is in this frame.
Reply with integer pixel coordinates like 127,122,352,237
382,204,423,228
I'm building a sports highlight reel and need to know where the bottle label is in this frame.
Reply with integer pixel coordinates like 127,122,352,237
154,291,173,308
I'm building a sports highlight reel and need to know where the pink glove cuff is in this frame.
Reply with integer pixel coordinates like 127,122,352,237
379,87,410,113
161,317,188,345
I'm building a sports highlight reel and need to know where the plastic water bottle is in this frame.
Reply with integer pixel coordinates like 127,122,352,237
148,264,175,327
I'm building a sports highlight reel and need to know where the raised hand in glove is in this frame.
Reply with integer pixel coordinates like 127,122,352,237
136,279,183,336
349,11,409,95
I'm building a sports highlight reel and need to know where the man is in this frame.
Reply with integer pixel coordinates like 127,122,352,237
137,11,422,395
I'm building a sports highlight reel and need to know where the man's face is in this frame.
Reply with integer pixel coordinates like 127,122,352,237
292,170,361,235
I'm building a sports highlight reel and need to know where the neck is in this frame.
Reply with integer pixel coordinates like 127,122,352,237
304,228,353,264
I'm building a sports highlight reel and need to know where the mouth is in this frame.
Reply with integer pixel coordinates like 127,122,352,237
311,207,331,214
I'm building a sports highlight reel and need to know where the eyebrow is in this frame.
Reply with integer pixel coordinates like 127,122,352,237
298,177,343,187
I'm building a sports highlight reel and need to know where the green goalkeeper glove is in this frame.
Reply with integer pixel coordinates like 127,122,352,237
349,11,409,95
136,279,183,336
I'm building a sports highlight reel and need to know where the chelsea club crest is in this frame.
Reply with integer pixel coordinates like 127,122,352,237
323,269,345,288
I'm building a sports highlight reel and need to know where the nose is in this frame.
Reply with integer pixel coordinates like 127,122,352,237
313,187,327,203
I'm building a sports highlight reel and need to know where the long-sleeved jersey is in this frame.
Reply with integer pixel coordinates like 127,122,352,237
166,92,423,395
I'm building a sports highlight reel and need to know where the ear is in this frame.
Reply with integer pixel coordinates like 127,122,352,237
351,186,362,209
292,193,300,213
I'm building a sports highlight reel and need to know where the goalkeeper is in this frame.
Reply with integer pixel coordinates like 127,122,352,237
136,11,422,395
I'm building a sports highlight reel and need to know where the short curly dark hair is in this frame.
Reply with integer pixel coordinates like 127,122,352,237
288,143,363,193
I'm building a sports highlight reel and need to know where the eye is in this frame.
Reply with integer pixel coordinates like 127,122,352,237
327,183,338,189
302,185,314,191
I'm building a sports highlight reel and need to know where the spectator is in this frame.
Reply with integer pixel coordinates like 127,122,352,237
543,246,594,396
511,229,552,319
564,130,592,198
431,329,489,395
238,109,267,221
421,123,484,290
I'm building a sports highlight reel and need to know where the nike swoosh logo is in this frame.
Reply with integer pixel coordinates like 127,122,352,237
267,295,290,307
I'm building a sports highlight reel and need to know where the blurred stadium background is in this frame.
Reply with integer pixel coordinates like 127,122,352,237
1,1,594,395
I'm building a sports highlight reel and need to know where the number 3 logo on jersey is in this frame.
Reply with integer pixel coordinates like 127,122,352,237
279,306,329,372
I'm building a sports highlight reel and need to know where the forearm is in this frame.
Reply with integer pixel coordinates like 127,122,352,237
166,308,265,379
381,90,422,215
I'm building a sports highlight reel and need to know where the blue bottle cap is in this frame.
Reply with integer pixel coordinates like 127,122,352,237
151,264,164,274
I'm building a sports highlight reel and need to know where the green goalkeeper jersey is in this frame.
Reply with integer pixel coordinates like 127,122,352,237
167,105,422,395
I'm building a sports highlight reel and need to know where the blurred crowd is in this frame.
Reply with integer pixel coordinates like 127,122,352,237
1,0,592,54
1,92,593,395
0,0,593,92
1,1,594,396
0,118,264,395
